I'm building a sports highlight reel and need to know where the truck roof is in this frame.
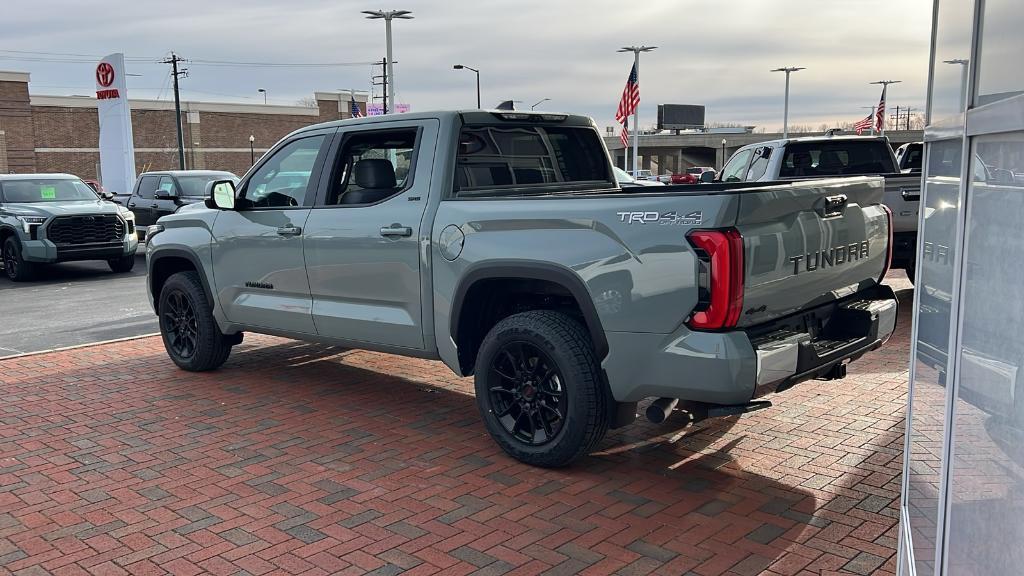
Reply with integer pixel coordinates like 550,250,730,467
742,134,891,149
294,109,597,136
138,170,236,177
0,173,80,181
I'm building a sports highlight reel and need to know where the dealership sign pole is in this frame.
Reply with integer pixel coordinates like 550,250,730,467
95,53,136,195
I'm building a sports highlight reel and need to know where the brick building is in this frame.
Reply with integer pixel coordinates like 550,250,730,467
0,70,367,190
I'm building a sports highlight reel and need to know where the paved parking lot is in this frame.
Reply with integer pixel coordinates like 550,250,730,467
0,274,913,576
0,253,154,357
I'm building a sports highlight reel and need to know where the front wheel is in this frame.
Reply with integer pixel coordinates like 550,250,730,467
108,254,136,273
474,310,608,468
3,236,36,282
158,271,233,371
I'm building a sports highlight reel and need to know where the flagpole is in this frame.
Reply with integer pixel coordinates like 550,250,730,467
870,80,901,137
632,50,640,176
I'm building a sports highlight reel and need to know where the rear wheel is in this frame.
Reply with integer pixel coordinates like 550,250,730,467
108,254,136,273
3,237,36,282
474,310,608,468
159,271,232,371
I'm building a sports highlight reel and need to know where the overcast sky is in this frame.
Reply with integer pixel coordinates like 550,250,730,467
1,0,932,131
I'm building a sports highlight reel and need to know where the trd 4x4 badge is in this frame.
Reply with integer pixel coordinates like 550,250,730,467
616,210,703,225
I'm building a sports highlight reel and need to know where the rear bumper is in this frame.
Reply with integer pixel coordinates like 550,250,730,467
21,235,139,263
601,284,898,404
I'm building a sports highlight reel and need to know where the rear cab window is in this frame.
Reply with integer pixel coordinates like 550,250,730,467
136,175,160,199
453,118,614,197
720,148,754,182
779,140,896,178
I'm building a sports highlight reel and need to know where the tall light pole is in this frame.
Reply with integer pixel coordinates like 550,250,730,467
618,46,656,175
870,80,902,135
720,139,727,170
531,98,550,110
771,66,805,138
363,10,413,115
257,88,266,104
943,59,969,112
453,65,480,108
249,135,255,165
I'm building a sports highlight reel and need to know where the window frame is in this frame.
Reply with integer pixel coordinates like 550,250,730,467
234,131,334,211
312,126,424,209
136,175,160,199
720,147,755,182
745,146,772,181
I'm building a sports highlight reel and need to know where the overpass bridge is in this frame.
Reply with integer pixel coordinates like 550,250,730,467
602,130,923,173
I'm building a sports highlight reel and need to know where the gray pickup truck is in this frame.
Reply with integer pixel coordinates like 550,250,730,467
0,173,138,281
146,110,897,467
717,135,920,282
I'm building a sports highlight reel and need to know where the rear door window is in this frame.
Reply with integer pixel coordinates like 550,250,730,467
454,125,613,197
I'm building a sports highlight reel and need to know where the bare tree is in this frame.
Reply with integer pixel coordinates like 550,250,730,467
296,96,318,108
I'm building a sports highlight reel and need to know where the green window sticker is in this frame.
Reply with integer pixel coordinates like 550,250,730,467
40,186,56,199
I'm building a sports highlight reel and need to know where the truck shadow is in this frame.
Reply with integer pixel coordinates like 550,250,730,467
0,253,146,290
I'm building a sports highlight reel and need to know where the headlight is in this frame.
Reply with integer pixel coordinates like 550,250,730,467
147,224,164,239
16,216,46,234
121,210,136,221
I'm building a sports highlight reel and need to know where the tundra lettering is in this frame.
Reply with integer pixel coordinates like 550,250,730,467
790,241,870,275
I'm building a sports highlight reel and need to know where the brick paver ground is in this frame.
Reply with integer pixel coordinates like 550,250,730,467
0,276,914,576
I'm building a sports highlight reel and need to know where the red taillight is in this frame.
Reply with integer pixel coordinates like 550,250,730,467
879,204,893,283
686,228,744,330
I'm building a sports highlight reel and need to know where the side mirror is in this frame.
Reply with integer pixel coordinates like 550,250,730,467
100,190,115,200
700,171,715,183
154,188,179,200
206,180,236,210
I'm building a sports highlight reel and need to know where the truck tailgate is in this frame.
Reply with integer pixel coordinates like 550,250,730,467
734,177,889,327
881,173,921,234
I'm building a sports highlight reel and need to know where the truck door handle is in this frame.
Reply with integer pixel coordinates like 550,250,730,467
127,202,137,208
150,202,159,208
380,225,413,237
900,188,920,201
276,226,302,236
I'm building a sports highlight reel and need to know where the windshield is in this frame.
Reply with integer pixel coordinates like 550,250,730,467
613,167,636,183
176,174,235,197
1,179,98,203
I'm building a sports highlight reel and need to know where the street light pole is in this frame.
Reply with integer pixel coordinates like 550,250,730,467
771,67,805,139
618,45,657,175
720,139,727,170
363,10,413,115
453,65,481,108
257,88,266,104
943,59,969,112
530,98,550,110
248,135,255,165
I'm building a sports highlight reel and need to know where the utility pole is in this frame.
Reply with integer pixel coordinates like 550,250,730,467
161,53,188,169
771,66,805,139
893,106,901,132
371,57,389,115
618,45,657,175
905,107,913,130
363,10,413,115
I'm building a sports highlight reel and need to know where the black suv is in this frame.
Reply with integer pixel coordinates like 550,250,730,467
125,170,237,239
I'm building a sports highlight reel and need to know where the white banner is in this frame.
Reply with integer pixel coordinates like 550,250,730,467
366,103,411,116
95,53,136,195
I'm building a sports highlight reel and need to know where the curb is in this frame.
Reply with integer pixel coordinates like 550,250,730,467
0,332,161,362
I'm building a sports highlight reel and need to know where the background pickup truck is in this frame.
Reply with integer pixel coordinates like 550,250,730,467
146,110,897,467
118,170,237,240
717,135,920,282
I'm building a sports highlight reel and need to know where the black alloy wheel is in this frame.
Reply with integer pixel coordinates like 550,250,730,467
487,341,566,445
161,289,199,360
3,241,19,279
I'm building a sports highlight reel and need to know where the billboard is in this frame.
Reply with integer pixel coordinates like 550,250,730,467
657,104,706,130
367,103,411,116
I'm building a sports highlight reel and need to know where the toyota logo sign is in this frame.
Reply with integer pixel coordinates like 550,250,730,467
96,62,115,88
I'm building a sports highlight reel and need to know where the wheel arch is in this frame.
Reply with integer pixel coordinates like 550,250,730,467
149,248,214,312
449,261,609,376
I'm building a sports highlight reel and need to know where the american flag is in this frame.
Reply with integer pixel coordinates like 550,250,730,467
615,63,639,127
620,119,629,147
350,98,363,118
875,85,887,132
853,114,874,135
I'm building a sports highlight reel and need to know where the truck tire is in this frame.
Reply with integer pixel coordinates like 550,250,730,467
474,310,609,467
158,271,232,371
108,254,136,273
3,236,37,282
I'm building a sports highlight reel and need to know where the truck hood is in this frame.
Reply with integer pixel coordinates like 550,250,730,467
4,200,127,218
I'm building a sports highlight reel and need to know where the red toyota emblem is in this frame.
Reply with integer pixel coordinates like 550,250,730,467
96,62,115,87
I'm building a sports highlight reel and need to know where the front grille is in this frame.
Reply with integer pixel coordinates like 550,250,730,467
46,215,125,245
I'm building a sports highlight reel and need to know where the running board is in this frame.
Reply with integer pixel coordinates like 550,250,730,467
645,398,773,424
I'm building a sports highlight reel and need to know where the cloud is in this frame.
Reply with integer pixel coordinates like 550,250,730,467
1,0,932,130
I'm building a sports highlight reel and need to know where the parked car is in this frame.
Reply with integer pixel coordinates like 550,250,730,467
670,167,717,185
147,110,896,467
613,167,665,187
126,170,237,240
718,135,920,282
0,173,138,281
82,178,105,194
631,169,655,180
